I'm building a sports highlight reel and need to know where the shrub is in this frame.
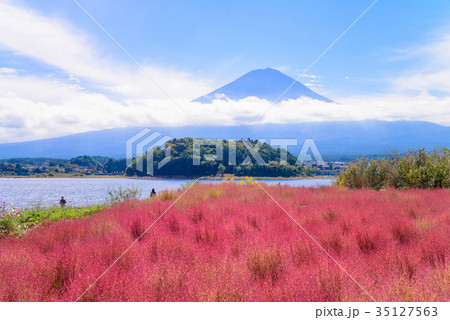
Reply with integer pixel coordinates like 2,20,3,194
320,232,344,255
129,218,146,240
0,202,24,238
318,268,343,301
159,189,178,201
247,247,284,282
290,241,316,266
322,208,341,222
357,231,377,254
391,223,416,245
336,148,450,190
106,185,142,203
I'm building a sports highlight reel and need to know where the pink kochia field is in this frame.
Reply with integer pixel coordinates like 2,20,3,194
0,184,449,301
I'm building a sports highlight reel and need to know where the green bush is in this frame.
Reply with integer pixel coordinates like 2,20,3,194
335,148,450,190
1,204,105,238
20,205,105,224
106,185,142,203
0,215,16,237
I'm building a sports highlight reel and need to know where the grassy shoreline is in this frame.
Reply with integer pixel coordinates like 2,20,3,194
1,204,106,238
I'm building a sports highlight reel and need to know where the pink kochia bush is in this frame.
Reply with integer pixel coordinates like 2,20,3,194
0,184,448,301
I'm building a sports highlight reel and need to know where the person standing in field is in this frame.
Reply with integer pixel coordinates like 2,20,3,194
150,189,156,198
60,196,67,208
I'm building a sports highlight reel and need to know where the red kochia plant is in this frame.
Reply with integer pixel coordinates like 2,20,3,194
246,247,284,282
0,185,448,301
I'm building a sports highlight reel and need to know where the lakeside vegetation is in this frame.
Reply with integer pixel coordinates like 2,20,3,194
336,147,450,190
0,183,448,301
0,204,105,239
0,156,111,177
0,138,343,178
0,184,148,238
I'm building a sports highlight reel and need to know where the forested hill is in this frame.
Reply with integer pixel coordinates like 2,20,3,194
126,138,310,177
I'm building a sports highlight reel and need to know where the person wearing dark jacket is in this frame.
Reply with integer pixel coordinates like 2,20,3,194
60,196,67,208
150,189,156,198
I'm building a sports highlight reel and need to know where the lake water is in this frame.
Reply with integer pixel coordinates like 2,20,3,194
0,177,334,209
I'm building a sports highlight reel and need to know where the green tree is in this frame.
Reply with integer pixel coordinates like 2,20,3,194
217,163,226,176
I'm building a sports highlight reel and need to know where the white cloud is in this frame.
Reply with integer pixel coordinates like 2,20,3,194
0,1,111,82
394,69,450,93
0,0,212,100
0,67,17,74
392,30,450,93
0,72,448,143
305,82,323,88
68,75,80,83
303,74,318,78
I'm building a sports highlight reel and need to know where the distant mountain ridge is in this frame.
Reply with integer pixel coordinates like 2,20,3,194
194,67,333,103
0,121,448,159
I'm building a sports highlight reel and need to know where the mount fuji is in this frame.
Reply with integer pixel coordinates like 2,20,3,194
193,67,333,103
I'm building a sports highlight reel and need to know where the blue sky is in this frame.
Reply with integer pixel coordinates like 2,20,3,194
12,0,450,96
0,0,450,142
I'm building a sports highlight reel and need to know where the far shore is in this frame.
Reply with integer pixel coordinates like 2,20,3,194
0,174,336,180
